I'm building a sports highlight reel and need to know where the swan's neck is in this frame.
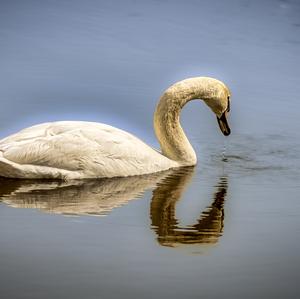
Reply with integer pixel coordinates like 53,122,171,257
154,77,215,165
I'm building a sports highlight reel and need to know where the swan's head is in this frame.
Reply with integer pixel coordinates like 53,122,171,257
202,79,231,136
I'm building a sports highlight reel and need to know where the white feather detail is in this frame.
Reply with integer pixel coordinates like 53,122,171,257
0,121,177,179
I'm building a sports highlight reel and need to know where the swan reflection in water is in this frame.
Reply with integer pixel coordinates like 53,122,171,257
151,169,227,247
0,167,228,247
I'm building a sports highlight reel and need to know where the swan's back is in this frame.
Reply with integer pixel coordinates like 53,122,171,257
0,121,176,179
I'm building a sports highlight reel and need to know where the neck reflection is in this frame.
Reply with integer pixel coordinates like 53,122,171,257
151,167,228,247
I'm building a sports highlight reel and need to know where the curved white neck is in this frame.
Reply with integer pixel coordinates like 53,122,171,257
154,77,219,165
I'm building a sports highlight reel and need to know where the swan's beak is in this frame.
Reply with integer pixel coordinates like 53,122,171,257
217,112,231,136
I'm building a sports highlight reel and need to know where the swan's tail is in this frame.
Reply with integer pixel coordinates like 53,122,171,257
0,152,74,180
0,153,25,178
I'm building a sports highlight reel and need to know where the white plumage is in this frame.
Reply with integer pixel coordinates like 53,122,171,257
0,77,231,179
0,121,176,179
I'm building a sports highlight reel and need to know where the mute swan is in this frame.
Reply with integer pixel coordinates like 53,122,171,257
0,77,231,179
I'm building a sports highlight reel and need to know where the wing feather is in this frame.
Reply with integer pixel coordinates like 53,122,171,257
0,121,168,177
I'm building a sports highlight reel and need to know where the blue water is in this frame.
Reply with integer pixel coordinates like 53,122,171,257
0,0,299,298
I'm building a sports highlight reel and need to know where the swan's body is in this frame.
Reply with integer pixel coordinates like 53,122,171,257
0,77,231,179
0,121,177,179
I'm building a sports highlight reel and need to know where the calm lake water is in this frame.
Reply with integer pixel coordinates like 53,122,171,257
0,0,300,298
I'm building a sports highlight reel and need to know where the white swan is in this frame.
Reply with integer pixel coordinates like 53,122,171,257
0,77,231,179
